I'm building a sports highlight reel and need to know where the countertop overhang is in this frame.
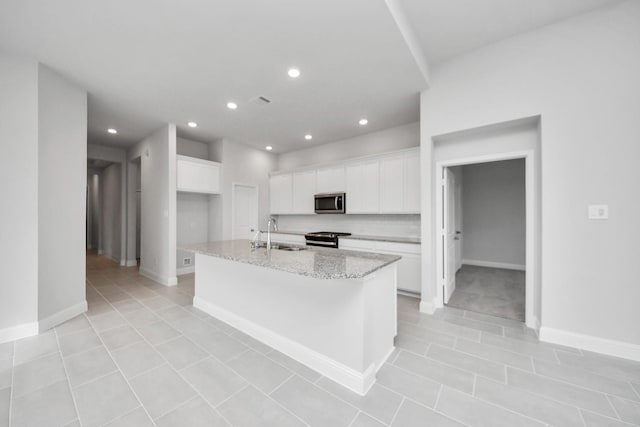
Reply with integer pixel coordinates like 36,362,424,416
182,240,401,280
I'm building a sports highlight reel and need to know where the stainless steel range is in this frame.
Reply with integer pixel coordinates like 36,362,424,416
305,231,351,249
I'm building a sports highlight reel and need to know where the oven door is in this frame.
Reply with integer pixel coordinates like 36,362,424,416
314,193,345,214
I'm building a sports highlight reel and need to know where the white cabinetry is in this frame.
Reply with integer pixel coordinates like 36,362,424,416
269,148,419,215
379,150,420,214
292,170,316,214
176,155,221,194
269,173,292,214
346,160,379,214
316,165,345,194
340,238,421,294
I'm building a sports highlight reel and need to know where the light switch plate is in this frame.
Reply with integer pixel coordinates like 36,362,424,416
588,204,609,220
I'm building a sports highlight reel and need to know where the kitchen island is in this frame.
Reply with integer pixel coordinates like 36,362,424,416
184,240,400,395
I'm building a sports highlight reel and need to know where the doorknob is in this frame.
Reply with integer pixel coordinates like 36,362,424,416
455,231,461,234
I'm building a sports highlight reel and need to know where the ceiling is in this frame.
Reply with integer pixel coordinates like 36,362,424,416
0,0,622,153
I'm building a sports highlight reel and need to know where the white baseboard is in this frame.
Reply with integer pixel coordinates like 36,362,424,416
38,301,88,333
0,321,39,344
97,249,103,255
397,289,420,298
527,316,540,335
419,296,440,315
139,267,178,287
119,259,126,267
125,259,138,267
539,326,640,362
177,266,195,276
462,259,525,271
194,297,381,395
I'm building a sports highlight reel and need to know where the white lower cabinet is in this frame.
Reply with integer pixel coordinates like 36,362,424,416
340,238,421,294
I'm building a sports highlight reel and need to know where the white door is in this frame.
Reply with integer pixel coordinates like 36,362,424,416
455,176,463,271
443,168,457,304
232,184,259,240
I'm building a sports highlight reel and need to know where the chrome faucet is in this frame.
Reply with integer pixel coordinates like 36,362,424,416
266,216,278,250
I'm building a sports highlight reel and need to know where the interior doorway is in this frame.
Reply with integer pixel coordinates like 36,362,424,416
231,183,259,240
438,152,533,325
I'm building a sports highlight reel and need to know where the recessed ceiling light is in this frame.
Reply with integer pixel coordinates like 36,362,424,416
227,102,238,110
107,128,117,134
265,146,273,151
288,68,301,78
187,121,198,128
304,134,312,140
359,119,368,126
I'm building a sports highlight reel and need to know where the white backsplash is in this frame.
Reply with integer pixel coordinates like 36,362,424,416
274,214,420,238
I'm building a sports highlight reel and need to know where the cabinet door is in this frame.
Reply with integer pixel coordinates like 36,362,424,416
316,165,345,194
403,152,420,213
397,254,422,293
292,170,316,214
269,174,292,214
177,157,221,194
346,160,379,214
379,156,404,213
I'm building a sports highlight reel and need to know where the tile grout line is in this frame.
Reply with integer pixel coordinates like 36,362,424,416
387,397,405,426
604,394,623,421
53,328,84,426
85,295,160,427
8,342,14,427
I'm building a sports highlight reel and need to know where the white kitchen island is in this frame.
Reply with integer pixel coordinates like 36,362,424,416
184,240,400,395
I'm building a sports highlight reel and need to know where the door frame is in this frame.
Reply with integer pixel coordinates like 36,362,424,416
436,149,536,328
231,182,259,240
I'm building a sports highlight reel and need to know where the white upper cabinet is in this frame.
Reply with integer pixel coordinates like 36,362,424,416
292,170,316,214
379,155,404,213
176,155,221,194
346,160,379,214
269,148,419,215
379,150,420,214
269,173,292,214
316,165,345,194
404,151,420,213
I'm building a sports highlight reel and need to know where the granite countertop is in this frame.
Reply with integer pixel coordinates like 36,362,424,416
182,240,401,280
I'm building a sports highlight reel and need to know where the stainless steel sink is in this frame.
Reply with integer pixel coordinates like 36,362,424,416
278,246,307,251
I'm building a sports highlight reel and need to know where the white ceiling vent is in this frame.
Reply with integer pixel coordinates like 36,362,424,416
250,96,272,106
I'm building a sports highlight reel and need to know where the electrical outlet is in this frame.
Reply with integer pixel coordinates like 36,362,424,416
183,257,192,266
588,205,609,220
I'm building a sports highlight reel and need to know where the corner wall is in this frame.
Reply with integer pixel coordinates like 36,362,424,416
128,125,177,285
420,1,640,356
0,54,39,340
37,64,88,327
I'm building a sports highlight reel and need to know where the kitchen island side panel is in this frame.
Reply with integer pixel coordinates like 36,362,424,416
193,252,397,395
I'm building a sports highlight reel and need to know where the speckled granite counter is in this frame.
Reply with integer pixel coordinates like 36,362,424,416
183,240,400,279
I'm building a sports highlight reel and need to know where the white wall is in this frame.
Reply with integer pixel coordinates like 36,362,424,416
37,64,87,324
461,159,525,268
177,137,209,160
176,193,209,270
277,121,419,170
210,139,277,241
275,215,420,239
101,163,122,262
420,1,640,350
0,54,39,338
128,125,177,285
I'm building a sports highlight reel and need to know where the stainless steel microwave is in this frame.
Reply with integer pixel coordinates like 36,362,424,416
314,193,346,214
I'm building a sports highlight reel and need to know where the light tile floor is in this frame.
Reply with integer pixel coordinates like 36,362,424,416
1,252,639,426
